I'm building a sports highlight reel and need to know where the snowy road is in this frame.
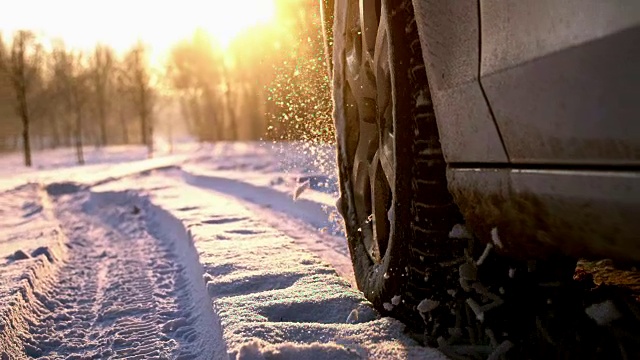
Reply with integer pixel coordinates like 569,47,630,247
0,144,445,359
1,183,225,359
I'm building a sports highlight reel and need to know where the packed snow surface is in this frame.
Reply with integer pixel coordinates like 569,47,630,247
0,143,446,359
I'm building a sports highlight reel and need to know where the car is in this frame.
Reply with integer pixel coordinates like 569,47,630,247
319,0,640,358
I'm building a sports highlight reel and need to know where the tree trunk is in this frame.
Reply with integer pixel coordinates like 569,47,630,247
147,113,153,158
203,87,222,141
179,95,195,136
224,79,238,140
75,107,84,165
139,84,148,147
21,115,31,166
50,114,61,148
98,102,107,147
120,106,128,144
190,96,204,141
222,66,238,141
18,93,31,166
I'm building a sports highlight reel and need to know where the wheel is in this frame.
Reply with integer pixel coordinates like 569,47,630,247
332,0,465,329
331,1,640,358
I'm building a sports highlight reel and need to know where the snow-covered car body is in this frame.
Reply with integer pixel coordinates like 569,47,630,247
321,0,640,262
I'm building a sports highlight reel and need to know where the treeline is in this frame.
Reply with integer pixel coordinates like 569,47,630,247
0,34,155,165
0,0,334,166
169,0,334,143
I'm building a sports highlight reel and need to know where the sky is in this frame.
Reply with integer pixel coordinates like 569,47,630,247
0,0,276,55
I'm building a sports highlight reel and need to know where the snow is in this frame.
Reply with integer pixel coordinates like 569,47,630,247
1,183,225,358
0,184,68,355
0,142,447,359
448,223,473,240
292,179,311,201
0,148,188,193
121,173,441,358
417,299,439,314
584,300,622,326
391,295,402,306
476,243,494,266
490,227,503,248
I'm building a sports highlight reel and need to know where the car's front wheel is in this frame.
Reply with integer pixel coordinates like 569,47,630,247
330,1,639,359
332,0,465,330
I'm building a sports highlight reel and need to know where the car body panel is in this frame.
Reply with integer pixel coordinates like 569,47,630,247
321,0,640,262
480,0,640,165
411,0,508,163
480,0,640,75
481,26,640,165
448,167,640,262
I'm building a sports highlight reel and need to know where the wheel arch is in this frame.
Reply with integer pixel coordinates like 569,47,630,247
410,0,508,164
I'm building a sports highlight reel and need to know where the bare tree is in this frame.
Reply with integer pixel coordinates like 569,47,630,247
167,31,227,142
39,81,62,148
50,45,89,164
113,67,131,144
50,43,76,148
69,53,90,164
89,44,114,147
0,68,21,151
123,43,154,156
228,25,281,140
0,31,43,166
222,66,238,140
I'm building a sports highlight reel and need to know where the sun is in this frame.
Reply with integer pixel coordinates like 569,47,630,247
0,0,276,57
188,1,276,48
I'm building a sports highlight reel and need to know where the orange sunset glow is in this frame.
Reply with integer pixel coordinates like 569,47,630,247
0,0,276,55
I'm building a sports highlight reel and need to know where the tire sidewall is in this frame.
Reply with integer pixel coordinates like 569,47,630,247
332,0,414,310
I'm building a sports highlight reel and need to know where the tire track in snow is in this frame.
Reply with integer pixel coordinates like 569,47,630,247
163,168,356,286
13,187,224,359
134,174,448,359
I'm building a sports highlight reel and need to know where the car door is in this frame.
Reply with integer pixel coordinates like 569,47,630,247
479,0,640,166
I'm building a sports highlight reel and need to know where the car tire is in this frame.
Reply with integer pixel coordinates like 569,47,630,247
332,0,466,329
330,0,640,358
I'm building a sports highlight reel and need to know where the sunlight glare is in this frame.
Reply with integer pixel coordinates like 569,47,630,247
195,1,276,48
0,0,275,58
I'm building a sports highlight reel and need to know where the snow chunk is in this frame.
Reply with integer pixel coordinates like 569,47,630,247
236,340,267,360
161,317,189,333
8,249,30,261
203,272,215,283
391,295,401,306
345,305,377,324
449,224,473,239
346,309,359,324
235,339,362,360
466,299,485,322
417,299,439,314
585,300,622,326
292,180,310,201
490,227,503,248
488,340,514,360
417,298,439,322
476,243,493,266
31,246,55,262
383,302,394,311
459,262,477,281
